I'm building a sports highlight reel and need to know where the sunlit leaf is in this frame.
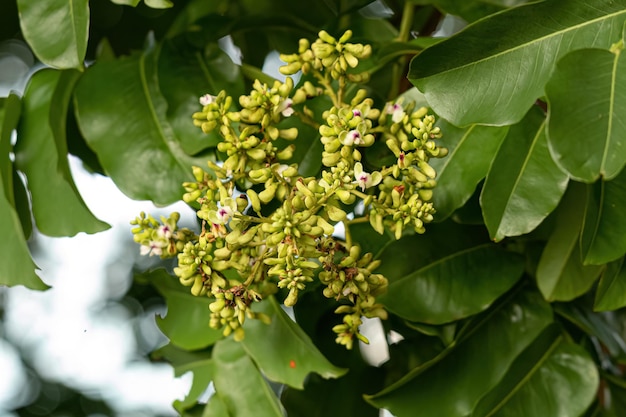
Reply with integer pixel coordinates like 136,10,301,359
241,296,346,389
546,43,626,182
16,0,88,69
595,258,626,311
536,183,603,302
481,107,569,241
203,395,230,417
430,120,508,221
0,94,47,290
366,289,553,416
472,325,598,417
379,243,524,324
144,269,223,350
158,38,244,155
15,69,110,236
409,0,626,126
212,338,284,417
74,40,210,205
581,169,626,265
173,359,213,413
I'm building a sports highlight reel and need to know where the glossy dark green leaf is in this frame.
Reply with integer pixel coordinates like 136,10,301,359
366,289,553,416
546,43,626,182
554,303,626,360
411,0,525,22
595,258,626,311
212,338,284,417
600,374,626,416
281,364,383,417
16,0,88,69
472,325,598,417
74,41,210,205
375,221,490,281
12,168,32,239
0,94,20,204
241,296,346,389
15,69,110,236
430,120,508,221
379,244,524,324
173,359,213,413
409,0,626,126
110,0,173,8
481,107,568,241
0,94,47,290
348,221,394,259
158,39,244,155
581,169,626,265
536,184,603,301
144,269,222,350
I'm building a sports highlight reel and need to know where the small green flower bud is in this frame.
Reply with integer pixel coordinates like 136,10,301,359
279,127,298,140
326,204,347,221
259,184,277,203
246,189,262,212
276,145,295,160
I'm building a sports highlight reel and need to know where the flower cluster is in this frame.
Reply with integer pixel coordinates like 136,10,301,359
131,30,447,348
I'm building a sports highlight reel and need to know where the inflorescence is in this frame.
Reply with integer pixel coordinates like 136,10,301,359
131,30,447,349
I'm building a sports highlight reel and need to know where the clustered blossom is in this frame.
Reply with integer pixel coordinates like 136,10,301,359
131,30,447,349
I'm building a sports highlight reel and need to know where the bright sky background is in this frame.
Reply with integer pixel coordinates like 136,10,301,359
1,157,195,416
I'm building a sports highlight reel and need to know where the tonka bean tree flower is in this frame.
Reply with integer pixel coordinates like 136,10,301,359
354,163,382,191
131,30,447,348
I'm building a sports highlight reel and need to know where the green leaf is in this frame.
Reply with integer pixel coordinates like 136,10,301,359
203,395,230,417
15,69,110,236
173,359,213,413
546,42,626,182
366,289,553,416
412,0,524,22
554,303,626,360
581,168,626,265
409,0,626,126
348,221,394,259
375,221,491,281
110,0,173,8
212,338,284,417
240,296,346,389
144,269,223,350
0,191,47,290
158,39,244,155
472,325,598,417
0,94,47,291
379,244,524,324
595,258,626,311
480,107,569,241
0,94,20,205
74,41,209,205
281,365,383,417
536,183,603,302
16,0,89,69
430,120,508,221
12,168,32,239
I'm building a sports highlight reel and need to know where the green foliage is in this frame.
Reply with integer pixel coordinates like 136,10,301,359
5,0,626,416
